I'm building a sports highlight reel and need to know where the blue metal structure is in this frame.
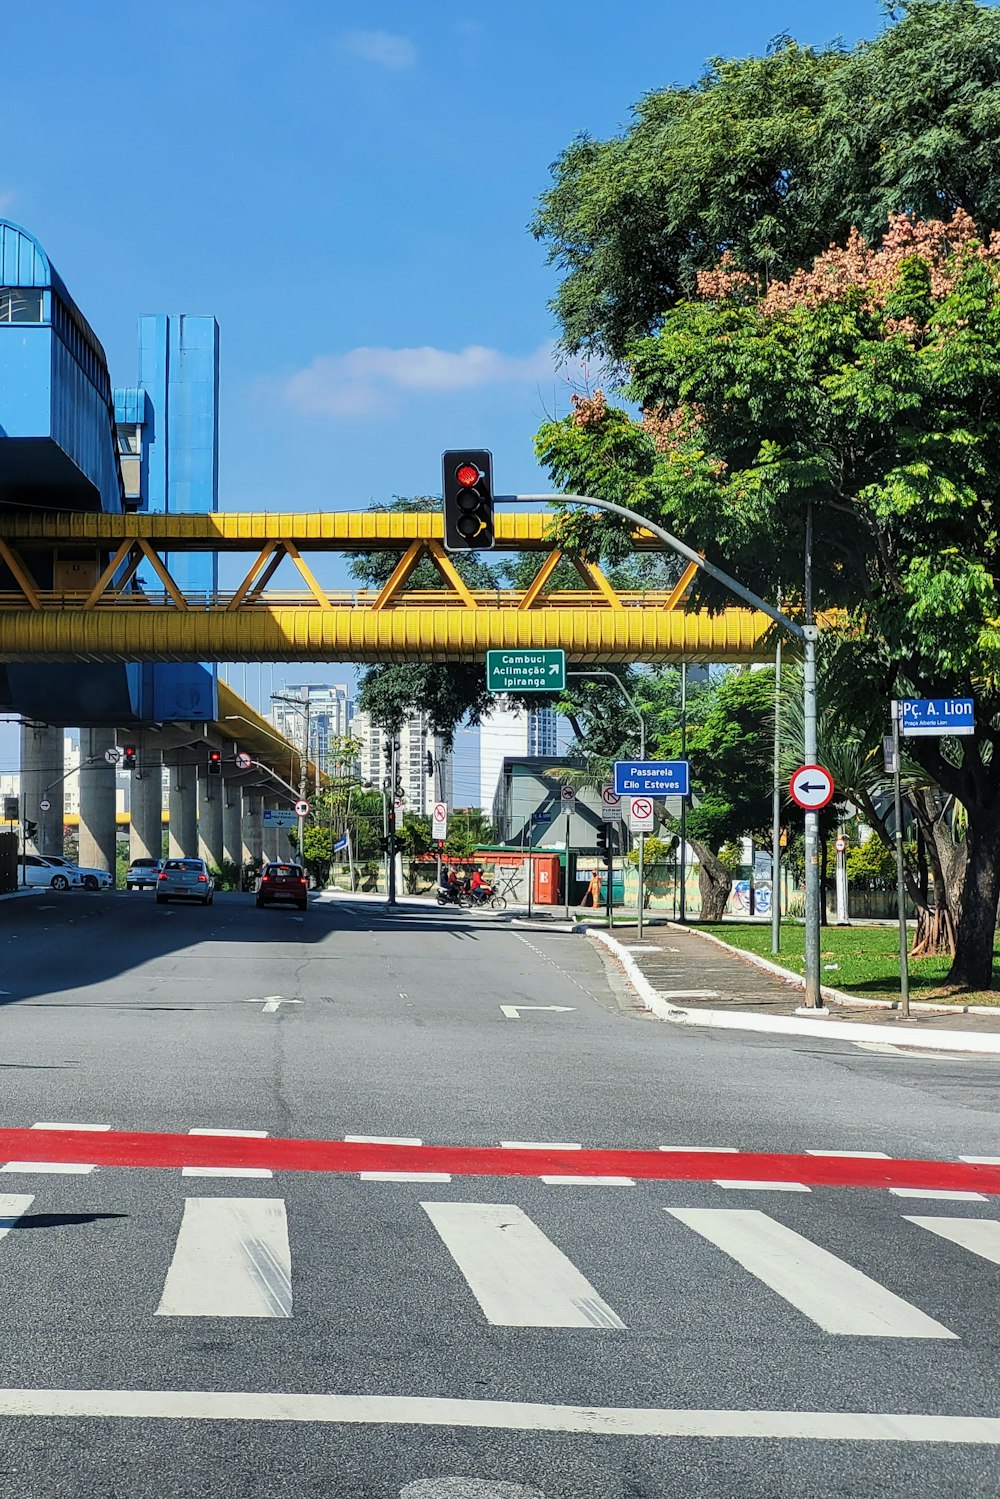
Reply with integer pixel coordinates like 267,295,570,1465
0,221,219,724
0,222,124,513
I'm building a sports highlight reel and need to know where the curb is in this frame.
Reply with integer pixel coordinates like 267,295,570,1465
0,889,43,904
667,922,1000,1016
589,928,1000,1055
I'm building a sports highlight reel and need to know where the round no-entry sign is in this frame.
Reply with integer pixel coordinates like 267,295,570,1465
790,764,835,811
835,836,847,852
294,799,310,817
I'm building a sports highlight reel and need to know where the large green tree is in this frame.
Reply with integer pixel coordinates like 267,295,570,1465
533,0,1000,361
536,210,1000,988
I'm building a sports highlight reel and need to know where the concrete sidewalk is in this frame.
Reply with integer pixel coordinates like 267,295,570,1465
593,923,1000,1053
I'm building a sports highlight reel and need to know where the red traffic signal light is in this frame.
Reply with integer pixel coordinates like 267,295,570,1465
442,448,494,552
122,745,137,771
208,749,222,776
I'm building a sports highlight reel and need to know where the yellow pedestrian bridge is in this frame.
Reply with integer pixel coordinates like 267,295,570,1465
0,510,775,665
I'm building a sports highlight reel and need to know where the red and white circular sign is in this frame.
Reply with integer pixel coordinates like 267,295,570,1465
601,788,621,807
235,751,252,770
294,799,310,817
789,764,835,811
835,836,847,853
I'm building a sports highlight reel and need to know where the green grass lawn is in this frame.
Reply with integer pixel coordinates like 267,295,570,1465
697,922,1000,1006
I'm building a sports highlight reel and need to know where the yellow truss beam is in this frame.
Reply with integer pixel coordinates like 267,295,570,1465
0,510,667,552
0,606,774,665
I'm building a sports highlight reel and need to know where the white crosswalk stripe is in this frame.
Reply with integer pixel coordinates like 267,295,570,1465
422,1201,625,1328
156,1198,292,1318
906,1216,1000,1266
0,1194,33,1238
665,1208,956,1338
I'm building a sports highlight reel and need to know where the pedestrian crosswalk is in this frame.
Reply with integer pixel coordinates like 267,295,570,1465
0,1184,995,1337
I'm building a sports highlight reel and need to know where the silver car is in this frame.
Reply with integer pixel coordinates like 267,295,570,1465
155,858,215,906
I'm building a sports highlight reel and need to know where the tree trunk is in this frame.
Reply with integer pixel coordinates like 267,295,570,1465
947,806,1000,991
909,788,961,958
689,839,732,921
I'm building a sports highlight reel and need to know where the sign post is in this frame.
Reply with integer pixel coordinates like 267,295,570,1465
629,797,654,940
560,785,576,920
889,697,975,1017
485,650,566,692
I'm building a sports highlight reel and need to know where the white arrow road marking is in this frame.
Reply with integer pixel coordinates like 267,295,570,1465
246,996,304,1014
500,1004,575,1020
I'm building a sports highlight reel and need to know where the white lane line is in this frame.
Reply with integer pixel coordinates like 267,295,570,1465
183,1128,272,1179
806,1150,890,1159
906,1216,1000,1266
890,1188,987,1202
666,1208,955,1338
714,1180,810,1192
0,1122,111,1175
660,1145,739,1153
344,1136,423,1146
359,1173,452,1182
501,1141,582,1150
0,1195,33,1238
422,1201,625,1329
959,1156,1000,1165
540,1176,635,1186
0,1390,998,1441
156,1198,292,1318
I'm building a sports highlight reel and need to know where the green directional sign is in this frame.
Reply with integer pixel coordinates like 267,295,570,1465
486,649,566,692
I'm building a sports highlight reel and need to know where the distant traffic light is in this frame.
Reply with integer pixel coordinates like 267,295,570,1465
122,745,137,772
208,749,222,777
442,449,494,552
23,820,37,840
425,750,434,778
596,825,609,859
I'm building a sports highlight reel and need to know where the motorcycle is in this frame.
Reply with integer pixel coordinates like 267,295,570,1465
435,885,460,906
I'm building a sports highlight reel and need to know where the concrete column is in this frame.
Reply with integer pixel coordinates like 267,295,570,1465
198,772,225,871
78,727,117,872
263,799,280,861
130,747,163,863
168,765,198,858
243,793,263,868
222,784,243,869
20,722,64,857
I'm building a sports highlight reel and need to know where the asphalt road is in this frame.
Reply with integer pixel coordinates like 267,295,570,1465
0,890,998,1498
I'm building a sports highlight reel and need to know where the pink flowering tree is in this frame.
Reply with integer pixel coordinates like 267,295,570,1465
536,210,1000,988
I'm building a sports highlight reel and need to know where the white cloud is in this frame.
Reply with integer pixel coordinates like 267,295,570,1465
0,192,15,214
281,342,558,417
341,30,416,70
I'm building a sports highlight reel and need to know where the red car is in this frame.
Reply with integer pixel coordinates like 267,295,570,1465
255,862,309,912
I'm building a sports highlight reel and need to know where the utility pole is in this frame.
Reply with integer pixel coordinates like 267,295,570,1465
385,735,399,908
680,663,688,924
771,595,783,954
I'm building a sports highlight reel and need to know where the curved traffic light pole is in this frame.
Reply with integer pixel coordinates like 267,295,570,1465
499,493,823,1012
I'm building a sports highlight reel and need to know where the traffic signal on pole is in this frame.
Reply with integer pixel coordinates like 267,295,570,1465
24,820,37,840
208,749,222,776
122,745,137,772
442,449,494,552
596,825,608,858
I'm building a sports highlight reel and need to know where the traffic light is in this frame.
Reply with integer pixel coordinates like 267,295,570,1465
208,749,222,777
23,820,37,840
425,750,434,778
596,825,609,859
122,745,137,772
442,449,494,552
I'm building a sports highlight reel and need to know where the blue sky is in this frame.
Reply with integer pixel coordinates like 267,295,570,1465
0,0,887,784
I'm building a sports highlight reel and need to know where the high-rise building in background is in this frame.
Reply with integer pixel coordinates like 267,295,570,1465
270,683,355,776
479,702,559,812
352,710,453,816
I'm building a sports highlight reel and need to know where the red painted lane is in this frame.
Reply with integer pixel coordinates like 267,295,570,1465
0,1129,998,1193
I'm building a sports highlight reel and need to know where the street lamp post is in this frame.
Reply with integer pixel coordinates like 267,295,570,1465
501,492,822,1009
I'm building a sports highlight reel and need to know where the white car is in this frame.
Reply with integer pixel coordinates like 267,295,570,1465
30,855,112,892
20,854,83,891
